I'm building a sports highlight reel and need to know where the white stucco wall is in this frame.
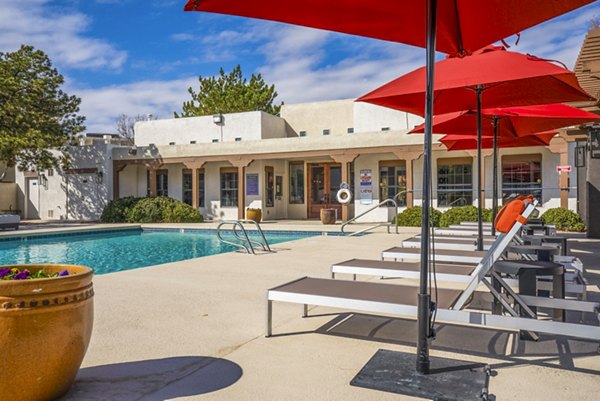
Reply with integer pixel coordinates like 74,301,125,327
353,102,424,133
134,111,287,147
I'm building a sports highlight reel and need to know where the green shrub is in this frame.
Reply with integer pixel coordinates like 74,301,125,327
100,196,142,223
540,208,585,232
127,196,204,223
439,206,493,228
392,206,442,227
101,196,203,223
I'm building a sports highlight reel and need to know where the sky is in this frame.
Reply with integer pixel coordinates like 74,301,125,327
1,0,600,133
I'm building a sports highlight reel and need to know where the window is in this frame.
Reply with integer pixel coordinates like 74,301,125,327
198,171,205,207
147,170,169,197
437,158,472,207
299,130,307,137
347,128,354,134
265,166,274,207
235,137,242,142
182,170,193,205
502,154,542,202
220,168,238,207
47,169,54,176
190,140,197,144
381,127,390,131
323,129,330,135
379,161,407,206
182,169,205,207
289,162,304,204
212,139,219,143
169,142,175,146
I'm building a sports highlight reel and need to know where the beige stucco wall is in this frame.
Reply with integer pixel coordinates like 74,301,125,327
0,183,18,211
280,99,354,136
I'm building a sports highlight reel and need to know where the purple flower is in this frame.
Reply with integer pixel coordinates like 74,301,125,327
58,270,70,277
0,268,10,278
14,270,30,280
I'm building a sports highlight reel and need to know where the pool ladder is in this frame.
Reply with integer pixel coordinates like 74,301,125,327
216,219,273,255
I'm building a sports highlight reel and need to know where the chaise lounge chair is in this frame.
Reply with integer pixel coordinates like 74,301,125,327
266,198,600,341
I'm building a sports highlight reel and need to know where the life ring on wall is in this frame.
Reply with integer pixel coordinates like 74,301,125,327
336,188,352,204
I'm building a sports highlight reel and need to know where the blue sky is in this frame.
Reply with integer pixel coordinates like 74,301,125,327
1,0,599,133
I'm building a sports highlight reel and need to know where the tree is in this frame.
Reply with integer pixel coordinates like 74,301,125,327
0,45,85,180
116,114,156,144
175,65,282,118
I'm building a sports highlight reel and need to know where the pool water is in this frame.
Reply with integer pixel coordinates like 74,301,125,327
0,229,317,275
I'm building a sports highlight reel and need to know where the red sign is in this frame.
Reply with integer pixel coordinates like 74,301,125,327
556,165,572,173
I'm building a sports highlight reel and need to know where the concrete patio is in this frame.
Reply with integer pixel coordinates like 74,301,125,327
32,224,599,401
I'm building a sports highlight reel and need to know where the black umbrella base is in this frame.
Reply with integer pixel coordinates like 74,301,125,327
350,349,493,401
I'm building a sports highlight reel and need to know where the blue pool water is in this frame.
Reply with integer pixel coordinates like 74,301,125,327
0,229,318,275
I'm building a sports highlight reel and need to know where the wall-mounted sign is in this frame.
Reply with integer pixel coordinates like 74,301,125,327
246,173,259,196
556,165,572,173
359,169,373,204
590,127,600,159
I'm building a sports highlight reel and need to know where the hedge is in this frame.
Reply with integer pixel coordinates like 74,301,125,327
439,206,493,228
540,208,585,232
100,196,203,223
392,206,442,227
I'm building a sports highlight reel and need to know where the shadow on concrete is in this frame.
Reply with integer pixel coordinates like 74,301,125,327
313,312,600,376
61,356,243,401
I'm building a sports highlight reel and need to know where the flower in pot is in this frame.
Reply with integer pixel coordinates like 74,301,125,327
246,208,262,222
320,194,337,225
0,264,94,401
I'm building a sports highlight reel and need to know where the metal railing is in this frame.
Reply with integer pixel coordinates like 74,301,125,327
341,190,412,235
216,219,273,255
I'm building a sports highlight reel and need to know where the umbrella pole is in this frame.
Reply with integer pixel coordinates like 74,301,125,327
476,86,484,251
492,117,499,235
417,0,437,375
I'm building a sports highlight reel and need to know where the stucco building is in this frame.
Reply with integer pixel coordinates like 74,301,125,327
14,98,578,223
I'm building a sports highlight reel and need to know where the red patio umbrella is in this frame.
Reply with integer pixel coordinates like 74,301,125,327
184,0,595,377
439,131,557,151
359,46,594,250
410,103,600,233
184,1,593,56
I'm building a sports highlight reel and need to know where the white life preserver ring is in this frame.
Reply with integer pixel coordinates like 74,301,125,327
336,188,352,204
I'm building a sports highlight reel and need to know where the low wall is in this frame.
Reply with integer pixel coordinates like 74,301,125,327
0,182,18,212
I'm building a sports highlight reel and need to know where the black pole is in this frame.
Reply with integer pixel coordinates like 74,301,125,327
476,86,484,251
491,117,499,236
417,0,437,375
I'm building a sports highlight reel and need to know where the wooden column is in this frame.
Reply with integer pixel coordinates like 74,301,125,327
466,149,493,208
112,161,125,200
549,138,570,209
392,149,424,208
228,158,253,220
331,153,358,222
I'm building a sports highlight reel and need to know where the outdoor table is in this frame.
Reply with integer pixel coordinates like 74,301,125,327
507,244,560,262
522,235,568,256
522,223,555,236
492,260,565,339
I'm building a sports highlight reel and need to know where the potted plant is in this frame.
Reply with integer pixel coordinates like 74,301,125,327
320,194,337,225
0,264,94,401
246,207,262,222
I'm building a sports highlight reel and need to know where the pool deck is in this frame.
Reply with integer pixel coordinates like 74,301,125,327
8,223,597,400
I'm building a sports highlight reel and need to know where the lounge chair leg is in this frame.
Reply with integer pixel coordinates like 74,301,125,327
266,298,273,337
303,304,308,318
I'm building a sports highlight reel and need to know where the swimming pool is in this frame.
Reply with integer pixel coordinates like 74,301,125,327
0,228,320,275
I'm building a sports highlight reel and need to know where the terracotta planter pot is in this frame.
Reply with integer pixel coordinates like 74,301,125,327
0,264,94,401
246,209,262,223
320,208,337,225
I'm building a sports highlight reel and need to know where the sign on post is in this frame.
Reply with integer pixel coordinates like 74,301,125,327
556,165,572,173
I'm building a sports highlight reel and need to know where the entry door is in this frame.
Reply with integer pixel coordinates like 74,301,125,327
308,163,342,219
27,178,40,219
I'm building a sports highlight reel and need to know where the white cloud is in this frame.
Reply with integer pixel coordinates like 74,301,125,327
74,78,197,132
0,0,127,70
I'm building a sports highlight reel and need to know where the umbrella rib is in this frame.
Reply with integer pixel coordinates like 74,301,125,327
453,0,465,55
